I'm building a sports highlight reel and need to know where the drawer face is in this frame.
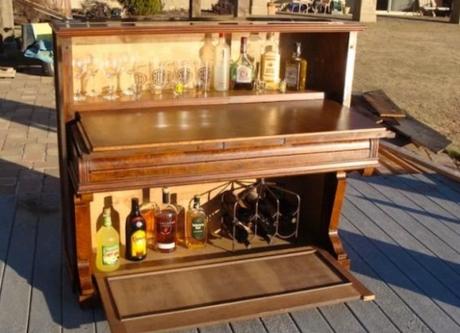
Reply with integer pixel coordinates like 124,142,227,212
96,248,372,333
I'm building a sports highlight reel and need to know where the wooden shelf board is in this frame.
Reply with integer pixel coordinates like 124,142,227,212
72,90,325,113
77,99,387,153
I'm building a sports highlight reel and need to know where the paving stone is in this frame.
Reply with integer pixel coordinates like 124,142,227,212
23,143,46,162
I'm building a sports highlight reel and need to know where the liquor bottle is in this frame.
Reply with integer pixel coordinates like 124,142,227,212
285,42,308,91
221,190,252,248
247,32,263,65
213,33,230,92
200,33,215,65
186,195,208,249
139,188,158,249
171,193,185,247
155,187,177,253
96,207,120,272
125,198,147,261
260,33,281,90
231,37,255,90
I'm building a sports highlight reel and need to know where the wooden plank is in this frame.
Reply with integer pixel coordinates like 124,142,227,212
388,115,451,153
289,308,333,333
340,229,431,333
0,195,39,333
28,195,62,333
342,195,460,329
319,304,367,333
374,175,460,252
362,90,405,118
230,319,267,333
432,173,460,195
261,314,300,333
347,178,460,297
339,212,460,332
0,195,16,293
199,324,232,333
381,141,460,183
346,299,400,333
362,176,460,276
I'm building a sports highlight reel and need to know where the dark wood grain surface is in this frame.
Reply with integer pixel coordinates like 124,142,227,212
78,100,384,152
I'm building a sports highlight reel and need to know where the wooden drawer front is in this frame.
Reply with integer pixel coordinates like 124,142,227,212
74,141,376,193
96,248,373,333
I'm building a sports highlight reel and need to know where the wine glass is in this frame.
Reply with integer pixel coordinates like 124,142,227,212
196,60,212,95
150,60,168,95
72,58,88,102
133,72,147,100
86,55,100,97
102,57,120,101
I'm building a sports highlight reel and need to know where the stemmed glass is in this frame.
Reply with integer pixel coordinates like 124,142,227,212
72,58,89,102
102,57,120,101
150,60,169,95
86,55,99,97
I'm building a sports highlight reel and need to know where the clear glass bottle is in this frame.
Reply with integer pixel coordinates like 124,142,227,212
155,188,177,253
139,189,158,249
96,207,120,272
125,198,147,261
285,42,308,91
231,37,254,90
213,33,230,92
186,195,208,249
260,33,281,90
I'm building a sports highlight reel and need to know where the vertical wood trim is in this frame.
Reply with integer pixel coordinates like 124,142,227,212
74,193,95,302
236,0,251,17
343,31,357,108
189,0,202,19
451,0,460,24
328,171,350,268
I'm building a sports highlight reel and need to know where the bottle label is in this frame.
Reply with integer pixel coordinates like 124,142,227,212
191,217,205,240
285,65,299,88
131,230,147,257
158,219,174,236
236,65,252,83
102,244,119,266
262,54,280,83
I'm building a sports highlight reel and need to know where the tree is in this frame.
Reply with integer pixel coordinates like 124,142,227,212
118,0,163,16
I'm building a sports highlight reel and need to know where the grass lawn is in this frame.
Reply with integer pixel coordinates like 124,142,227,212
353,16,460,153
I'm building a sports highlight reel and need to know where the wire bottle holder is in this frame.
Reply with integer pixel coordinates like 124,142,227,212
216,178,301,251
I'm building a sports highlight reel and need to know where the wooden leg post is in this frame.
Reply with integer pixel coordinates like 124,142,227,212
326,171,350,269
74,193,95,304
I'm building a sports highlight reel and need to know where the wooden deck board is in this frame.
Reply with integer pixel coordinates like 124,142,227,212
347,179,460,297
1,174,460,332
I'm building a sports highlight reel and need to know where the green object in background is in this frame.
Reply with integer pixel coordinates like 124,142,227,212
118,0,163,15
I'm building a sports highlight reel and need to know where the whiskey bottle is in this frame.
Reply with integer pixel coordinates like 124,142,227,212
155,188,177,253
125,198,147,261
260,33,280,90
213,33,230,92
96,207,120,272
285,42,308,91
186,195,208,249
231,37,254,90
139,188,158,249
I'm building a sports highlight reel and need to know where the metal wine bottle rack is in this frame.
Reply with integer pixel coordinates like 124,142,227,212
204,179,301,251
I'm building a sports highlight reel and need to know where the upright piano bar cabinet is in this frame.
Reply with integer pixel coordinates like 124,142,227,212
52,18,391,333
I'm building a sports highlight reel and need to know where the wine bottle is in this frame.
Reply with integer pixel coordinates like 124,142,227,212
213,33,230,92
155,188,177,253
285,42,308,91
231,37,255,90
125,198,147,261
96,207,120,272
186,195,208,249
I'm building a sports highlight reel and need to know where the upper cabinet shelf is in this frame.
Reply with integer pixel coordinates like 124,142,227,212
51,18,364,37
72,90,325,112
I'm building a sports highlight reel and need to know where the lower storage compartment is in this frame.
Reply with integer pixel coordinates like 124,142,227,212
95,246,373,333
